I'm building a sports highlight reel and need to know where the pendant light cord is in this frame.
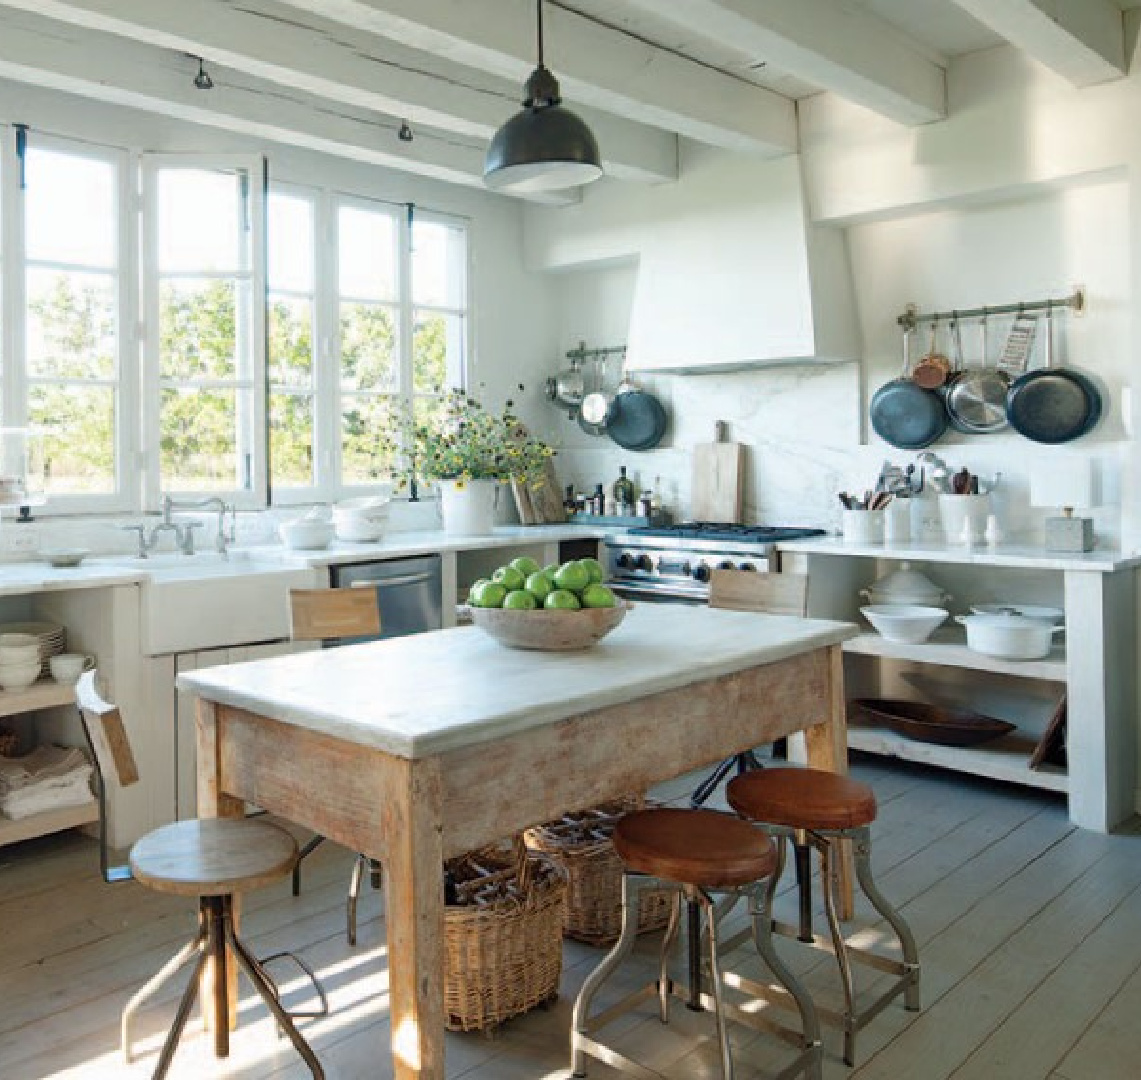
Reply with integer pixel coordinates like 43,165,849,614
536,0,544,69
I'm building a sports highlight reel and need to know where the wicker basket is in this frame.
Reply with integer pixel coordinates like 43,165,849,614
443,837,567,1032
524,798,674,947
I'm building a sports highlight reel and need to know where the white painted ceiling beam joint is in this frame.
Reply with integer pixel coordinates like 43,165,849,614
273,0,798,156
624,0,947,126
951,0,1127,86
0,0,676,183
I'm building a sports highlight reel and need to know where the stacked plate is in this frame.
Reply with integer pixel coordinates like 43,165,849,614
0,621,66,679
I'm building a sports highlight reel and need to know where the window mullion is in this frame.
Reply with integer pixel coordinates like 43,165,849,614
398,205,414,417
316,188,338,496
2,126,27,430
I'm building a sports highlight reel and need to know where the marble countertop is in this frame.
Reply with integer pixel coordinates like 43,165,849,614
178,605,856,760
777,535,1141,573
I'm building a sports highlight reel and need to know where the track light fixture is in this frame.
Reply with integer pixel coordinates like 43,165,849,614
193,58,214,91
484,0,602,194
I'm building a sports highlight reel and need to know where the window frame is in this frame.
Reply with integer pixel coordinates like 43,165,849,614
140,153,268,512
0,127,138,514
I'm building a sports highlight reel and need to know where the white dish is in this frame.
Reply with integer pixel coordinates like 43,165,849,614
860,563,949,607
956,613,1064,660
279,519,334,551
0,661,41,691
861,604,949,644
42,547,89,568
970,603,1064,625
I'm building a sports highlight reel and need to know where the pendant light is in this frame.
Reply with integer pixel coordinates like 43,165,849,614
484,0,602,194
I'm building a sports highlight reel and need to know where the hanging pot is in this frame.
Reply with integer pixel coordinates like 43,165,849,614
544,357,585,413
577,356,612,435
608,386,668,451
944,313,1009,434
1005,305,1102,444
870,326,948,450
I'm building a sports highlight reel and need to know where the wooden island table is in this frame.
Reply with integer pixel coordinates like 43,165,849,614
178,604,857,1079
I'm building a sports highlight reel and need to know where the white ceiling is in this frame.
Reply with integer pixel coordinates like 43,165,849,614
0,0,1137,201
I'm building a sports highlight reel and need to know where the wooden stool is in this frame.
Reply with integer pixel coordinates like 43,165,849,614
727,767,920,1066
571,807,822,1080
124,818,325,1079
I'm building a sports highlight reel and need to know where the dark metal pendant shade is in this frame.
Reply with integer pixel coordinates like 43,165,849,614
483,1,602,194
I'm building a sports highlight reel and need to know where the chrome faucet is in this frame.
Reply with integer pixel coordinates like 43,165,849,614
161,495,234,555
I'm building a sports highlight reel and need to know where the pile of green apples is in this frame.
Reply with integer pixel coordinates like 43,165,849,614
468,555,618,611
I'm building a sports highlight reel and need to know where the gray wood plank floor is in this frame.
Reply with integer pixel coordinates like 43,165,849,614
1,757,1139,1080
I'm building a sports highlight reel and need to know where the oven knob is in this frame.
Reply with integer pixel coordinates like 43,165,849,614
635,553,654,572
616,552,633,569
717,560,735,571
737,562,757,572
692,563,712,583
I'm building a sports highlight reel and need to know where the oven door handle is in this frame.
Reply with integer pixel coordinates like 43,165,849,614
611,581,706,602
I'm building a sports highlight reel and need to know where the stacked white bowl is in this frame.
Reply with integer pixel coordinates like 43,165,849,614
332,496,391,542
0,632,43,691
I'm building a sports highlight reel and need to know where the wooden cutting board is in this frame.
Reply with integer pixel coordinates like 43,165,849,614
511,458,566,525
691,423,744,523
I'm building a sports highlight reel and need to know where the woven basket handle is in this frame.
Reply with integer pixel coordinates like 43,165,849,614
511,833,533,892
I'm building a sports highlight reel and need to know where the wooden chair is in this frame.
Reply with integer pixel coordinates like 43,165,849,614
690,570,809,807
76,672,325,1080
288,587,382,945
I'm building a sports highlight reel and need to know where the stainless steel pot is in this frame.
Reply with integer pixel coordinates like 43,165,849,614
544,358,585,414
579,357,616,427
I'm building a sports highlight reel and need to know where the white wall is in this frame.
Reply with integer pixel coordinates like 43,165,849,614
525,46,1139,551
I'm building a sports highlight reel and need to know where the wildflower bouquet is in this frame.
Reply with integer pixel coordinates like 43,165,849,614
407,388,554,488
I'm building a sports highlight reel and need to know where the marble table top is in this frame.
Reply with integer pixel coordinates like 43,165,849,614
178,605,856,759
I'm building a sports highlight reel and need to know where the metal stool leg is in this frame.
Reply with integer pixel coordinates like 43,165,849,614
571,874,651,1077
205,896,230,1059
347,854,366,946
819,838,858,1066
122,929,205,1063
150,947,210,1080
699,888,734,1080
793,832,814,942
292,834,325,896
658,889,683,1023
225,904,325,1079
852,827,921,1011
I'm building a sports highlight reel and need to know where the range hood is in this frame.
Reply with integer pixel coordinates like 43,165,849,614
623,152,862,374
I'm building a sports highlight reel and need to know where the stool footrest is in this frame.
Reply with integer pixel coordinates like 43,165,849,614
770,919,910,977
572,1034,664,1080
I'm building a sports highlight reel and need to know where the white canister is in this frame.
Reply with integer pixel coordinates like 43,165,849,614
842,508,885,545
938,494,990,545
883,500,911,545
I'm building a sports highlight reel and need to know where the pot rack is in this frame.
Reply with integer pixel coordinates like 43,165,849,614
565,341,626,363
897,287,1085,331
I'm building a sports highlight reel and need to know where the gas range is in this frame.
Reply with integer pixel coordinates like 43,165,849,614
603,523,826,602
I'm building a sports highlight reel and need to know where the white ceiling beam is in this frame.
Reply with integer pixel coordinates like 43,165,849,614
951,0,1126,86
0,0,675,184
274,0,798,156
0,11,579,204
624,0,946,126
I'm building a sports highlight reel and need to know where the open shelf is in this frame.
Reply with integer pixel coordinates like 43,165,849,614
0,679,75,720
0,800,98,846
843,630,1066,682
848,722,1068,794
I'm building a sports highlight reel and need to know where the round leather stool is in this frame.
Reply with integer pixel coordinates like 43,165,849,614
572,807,822,1080
727,768,920,1066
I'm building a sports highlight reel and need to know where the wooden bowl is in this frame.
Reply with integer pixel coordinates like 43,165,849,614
468,601,629,651
848,698,1016,747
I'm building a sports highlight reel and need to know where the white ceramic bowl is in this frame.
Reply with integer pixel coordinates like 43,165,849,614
333,498,390,542
279,518,334,551
860,604,949,644
0,632,39,649
42,547,89,568
956,613,1064,660
0,660,41,690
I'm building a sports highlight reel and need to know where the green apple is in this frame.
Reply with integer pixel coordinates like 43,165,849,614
582,583,618,608
554,560,591,594
543,563,560,579
510,556,541,578
580,557,604,585
467,578,490,602
492,565,525,591
471,581,507,608
503,589,538,610
525,571,553,603
544,588,582,611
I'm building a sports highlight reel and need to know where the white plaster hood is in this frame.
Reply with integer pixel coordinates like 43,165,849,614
623,153,862,373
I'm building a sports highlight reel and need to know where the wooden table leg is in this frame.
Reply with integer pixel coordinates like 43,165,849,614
383,757,447,1080
196,699,244,1037
804,645,854,918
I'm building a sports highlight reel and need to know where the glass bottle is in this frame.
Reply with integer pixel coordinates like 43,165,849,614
612,466,636,514
563,484,577,516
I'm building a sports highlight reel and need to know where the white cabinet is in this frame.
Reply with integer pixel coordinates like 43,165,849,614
782,544,1138,832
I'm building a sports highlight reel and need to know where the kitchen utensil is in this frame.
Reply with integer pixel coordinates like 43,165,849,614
691,421,744,523
510,458,566,524
912,317,952,389
607,386,668,451
576,357,609,436
956,612,1065,660
944,314,1010,434
580,357,616,427
467,601,629,651
849,698,1016,747
970,603,1064,625
1005,304,1103,443
870,327,948,449
860,604,948,644
545,357,585,413
860,562,949,606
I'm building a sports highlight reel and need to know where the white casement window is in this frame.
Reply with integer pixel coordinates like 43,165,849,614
267,189,469,502
141,155,267,509
0,128,135,512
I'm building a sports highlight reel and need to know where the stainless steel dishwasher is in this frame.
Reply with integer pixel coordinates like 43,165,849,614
329,554,442,641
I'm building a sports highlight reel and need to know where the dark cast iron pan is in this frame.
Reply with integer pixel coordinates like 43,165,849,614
870,327,948,450
607,387,668,451
1005,306,1102,444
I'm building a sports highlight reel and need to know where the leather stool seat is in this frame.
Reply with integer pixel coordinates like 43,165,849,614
727,767,877,831
615,807,776,889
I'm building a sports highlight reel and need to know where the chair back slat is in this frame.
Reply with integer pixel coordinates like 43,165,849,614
709,570,808,617
289,587,382,644
75,671,140,788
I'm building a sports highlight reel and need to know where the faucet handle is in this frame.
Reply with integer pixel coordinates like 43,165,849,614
176,520,204,555
118,523,148,559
